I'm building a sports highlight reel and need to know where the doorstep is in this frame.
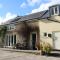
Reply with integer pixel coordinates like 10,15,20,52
0,48,41,55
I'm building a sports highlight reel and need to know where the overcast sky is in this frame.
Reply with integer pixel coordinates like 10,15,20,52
0,0,60,24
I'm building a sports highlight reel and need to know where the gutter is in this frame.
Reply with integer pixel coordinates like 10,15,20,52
47,17,60,23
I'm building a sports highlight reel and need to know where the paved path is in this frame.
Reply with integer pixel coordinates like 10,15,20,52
0,49,60,60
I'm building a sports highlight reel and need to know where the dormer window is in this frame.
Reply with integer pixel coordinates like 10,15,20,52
51,6,58,15
49,4,60,16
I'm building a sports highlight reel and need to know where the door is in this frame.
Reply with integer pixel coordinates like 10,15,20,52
6,35,16,47
54,32,60,50
32,33,37,50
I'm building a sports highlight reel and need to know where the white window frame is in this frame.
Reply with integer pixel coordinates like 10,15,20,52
30,32,37,49
7,24,16,31
51,6,59,16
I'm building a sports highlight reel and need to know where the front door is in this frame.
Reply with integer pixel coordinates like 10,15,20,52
32,33,37,50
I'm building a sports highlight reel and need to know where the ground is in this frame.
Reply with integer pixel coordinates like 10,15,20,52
0,49,60,60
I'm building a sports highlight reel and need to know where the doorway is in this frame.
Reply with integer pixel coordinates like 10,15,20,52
32,32,37,50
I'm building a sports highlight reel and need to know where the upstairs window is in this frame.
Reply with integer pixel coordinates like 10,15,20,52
7,24,16,30
50,6,59,16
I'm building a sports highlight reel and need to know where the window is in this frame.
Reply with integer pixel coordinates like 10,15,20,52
44,33,52,38
50,6,59,16
7,24,16,30
10,26,11,30
48,34,52,37
11,24,15,29
44,33,47,36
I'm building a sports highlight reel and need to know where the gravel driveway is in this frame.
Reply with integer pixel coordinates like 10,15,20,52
0,49,60,60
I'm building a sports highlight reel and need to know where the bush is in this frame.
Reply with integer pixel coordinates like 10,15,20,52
40,41,52,54
15,43,21,49
15,43,26,49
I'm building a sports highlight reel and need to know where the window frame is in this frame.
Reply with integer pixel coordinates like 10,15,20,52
50,6,59,16
7,24,16,31
44,33,47,37
48,34,52,38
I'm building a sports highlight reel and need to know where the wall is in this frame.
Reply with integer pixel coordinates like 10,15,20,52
16,20,40,49
51,16,60,22
39,19,60,48
4,31,17,47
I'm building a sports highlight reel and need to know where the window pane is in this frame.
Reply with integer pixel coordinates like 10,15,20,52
6,35,8,46
59,6,60,14
55,7,57,14
11,35,13,46
48,34,52,37
44,33,47,36
14,35,16,45
9,35,10,46
51,8,54,15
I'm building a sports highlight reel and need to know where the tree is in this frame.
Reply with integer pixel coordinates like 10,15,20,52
0,25,7,47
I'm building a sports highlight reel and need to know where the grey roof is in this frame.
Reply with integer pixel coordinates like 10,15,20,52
41,10,49,18
4,16,22,25
19,10,49,21
4,10,49,25
49,4,60,8
3,4,60,25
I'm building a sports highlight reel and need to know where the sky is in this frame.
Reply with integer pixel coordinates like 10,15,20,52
0,0,60,24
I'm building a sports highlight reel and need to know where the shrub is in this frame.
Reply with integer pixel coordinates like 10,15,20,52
40,41,52,54
15,43,26,49
15,43,21,49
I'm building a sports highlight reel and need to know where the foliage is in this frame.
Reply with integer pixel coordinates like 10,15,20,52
15,43,21,49
40,41,52,54
15,43,26,49
0,25,7,44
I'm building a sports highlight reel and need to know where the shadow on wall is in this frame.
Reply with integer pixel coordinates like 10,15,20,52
16,21,40,50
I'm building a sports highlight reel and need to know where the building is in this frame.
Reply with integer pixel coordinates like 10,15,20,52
2,4,60,50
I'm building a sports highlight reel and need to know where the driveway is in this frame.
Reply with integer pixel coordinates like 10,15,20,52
0,49,60,60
